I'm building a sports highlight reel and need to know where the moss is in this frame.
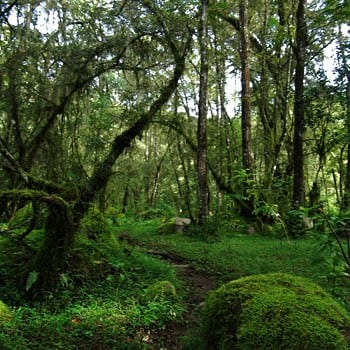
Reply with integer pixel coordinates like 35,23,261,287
8,203,33,229
0,301,12,325
145,280,177,302
158,219,176,234
200,273,350,350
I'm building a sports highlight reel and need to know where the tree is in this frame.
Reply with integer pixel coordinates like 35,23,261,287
0,0,192,293
238,0,255,218
239,0,253,173
337,29,350,209
292,0,307,208
197,0,210,225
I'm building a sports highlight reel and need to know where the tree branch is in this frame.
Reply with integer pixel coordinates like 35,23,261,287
80,32,192,207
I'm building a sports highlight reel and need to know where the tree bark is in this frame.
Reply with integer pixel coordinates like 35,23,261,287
197,0,210,226
292,0,307,208
339,28,350,209
239,0,254,218
240,0,253,172
32,205,76,293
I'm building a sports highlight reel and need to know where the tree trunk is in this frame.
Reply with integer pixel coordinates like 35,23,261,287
239,0,254,218
292,0,307,208
339,28,350,209
197,0,210,226
30,37,191,292
32,204,76,293
240,0,253,172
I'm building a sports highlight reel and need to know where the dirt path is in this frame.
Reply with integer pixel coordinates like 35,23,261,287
146,251,217,349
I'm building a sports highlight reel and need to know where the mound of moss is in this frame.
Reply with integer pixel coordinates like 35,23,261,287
199,273,350,350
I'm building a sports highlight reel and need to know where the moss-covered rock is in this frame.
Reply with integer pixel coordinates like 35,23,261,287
199,273,350,350
145,280,177,302
0,301,12,325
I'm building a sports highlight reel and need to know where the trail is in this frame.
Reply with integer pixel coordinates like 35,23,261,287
145,251,217,349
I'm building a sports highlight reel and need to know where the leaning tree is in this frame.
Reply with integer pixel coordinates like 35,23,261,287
0,0,192,293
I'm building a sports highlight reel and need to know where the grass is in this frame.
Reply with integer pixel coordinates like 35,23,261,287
0,214,186,349
119,218,350,308
1,212,350,349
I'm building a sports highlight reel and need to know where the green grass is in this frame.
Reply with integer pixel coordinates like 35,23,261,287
120,218,350,308
2,213,350,349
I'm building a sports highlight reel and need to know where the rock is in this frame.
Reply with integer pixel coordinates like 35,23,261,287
198,273,350,350
174,217,191,233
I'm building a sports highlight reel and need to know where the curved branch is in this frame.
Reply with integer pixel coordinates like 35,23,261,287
80,32,192,208
0,190,69,211
0,137,29,184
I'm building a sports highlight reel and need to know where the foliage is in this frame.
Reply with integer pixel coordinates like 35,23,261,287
197,273,350,350
0,301,12,325
79,206,112,240
139,203,175,220
286,206,315,237
0,0,350,345
158,218,176,234
309,209,350,297
144,280,177,303
0,214,185,349
139,208,167,220
121,219,350,304
0,299,182,350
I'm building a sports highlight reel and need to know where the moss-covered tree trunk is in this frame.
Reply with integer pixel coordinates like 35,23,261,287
32,205,76,292
28,35,191,293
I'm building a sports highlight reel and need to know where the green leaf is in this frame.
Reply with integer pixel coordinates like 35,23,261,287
25,271,39,291
267,17,279,29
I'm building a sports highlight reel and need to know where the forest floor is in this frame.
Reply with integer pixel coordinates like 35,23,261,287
144,250,217,349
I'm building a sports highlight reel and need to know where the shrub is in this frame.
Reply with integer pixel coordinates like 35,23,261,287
139,208,165,220
158,219,176,234
145,280,177,302
199,273,350,350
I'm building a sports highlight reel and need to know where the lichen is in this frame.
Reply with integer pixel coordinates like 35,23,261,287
200,273,350,350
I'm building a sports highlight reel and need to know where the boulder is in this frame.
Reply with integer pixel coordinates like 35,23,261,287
199,273,350,350
174,217,191,233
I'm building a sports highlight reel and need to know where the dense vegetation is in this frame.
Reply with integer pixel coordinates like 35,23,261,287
0,0,350,348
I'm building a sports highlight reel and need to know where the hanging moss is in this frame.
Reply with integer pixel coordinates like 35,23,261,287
199,273,350,350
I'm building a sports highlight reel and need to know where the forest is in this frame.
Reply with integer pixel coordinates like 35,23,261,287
0,0,350,349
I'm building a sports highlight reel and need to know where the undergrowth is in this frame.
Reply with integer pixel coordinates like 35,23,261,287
0,211,185,349
120,218,350,309
2,210,350,349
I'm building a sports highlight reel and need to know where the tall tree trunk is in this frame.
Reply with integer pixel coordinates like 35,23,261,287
32,205,76,293
344,66,350,208
197,0,210,226
240,0,253,172
339,28,350,209
292,0,307,208
239,0,254,217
